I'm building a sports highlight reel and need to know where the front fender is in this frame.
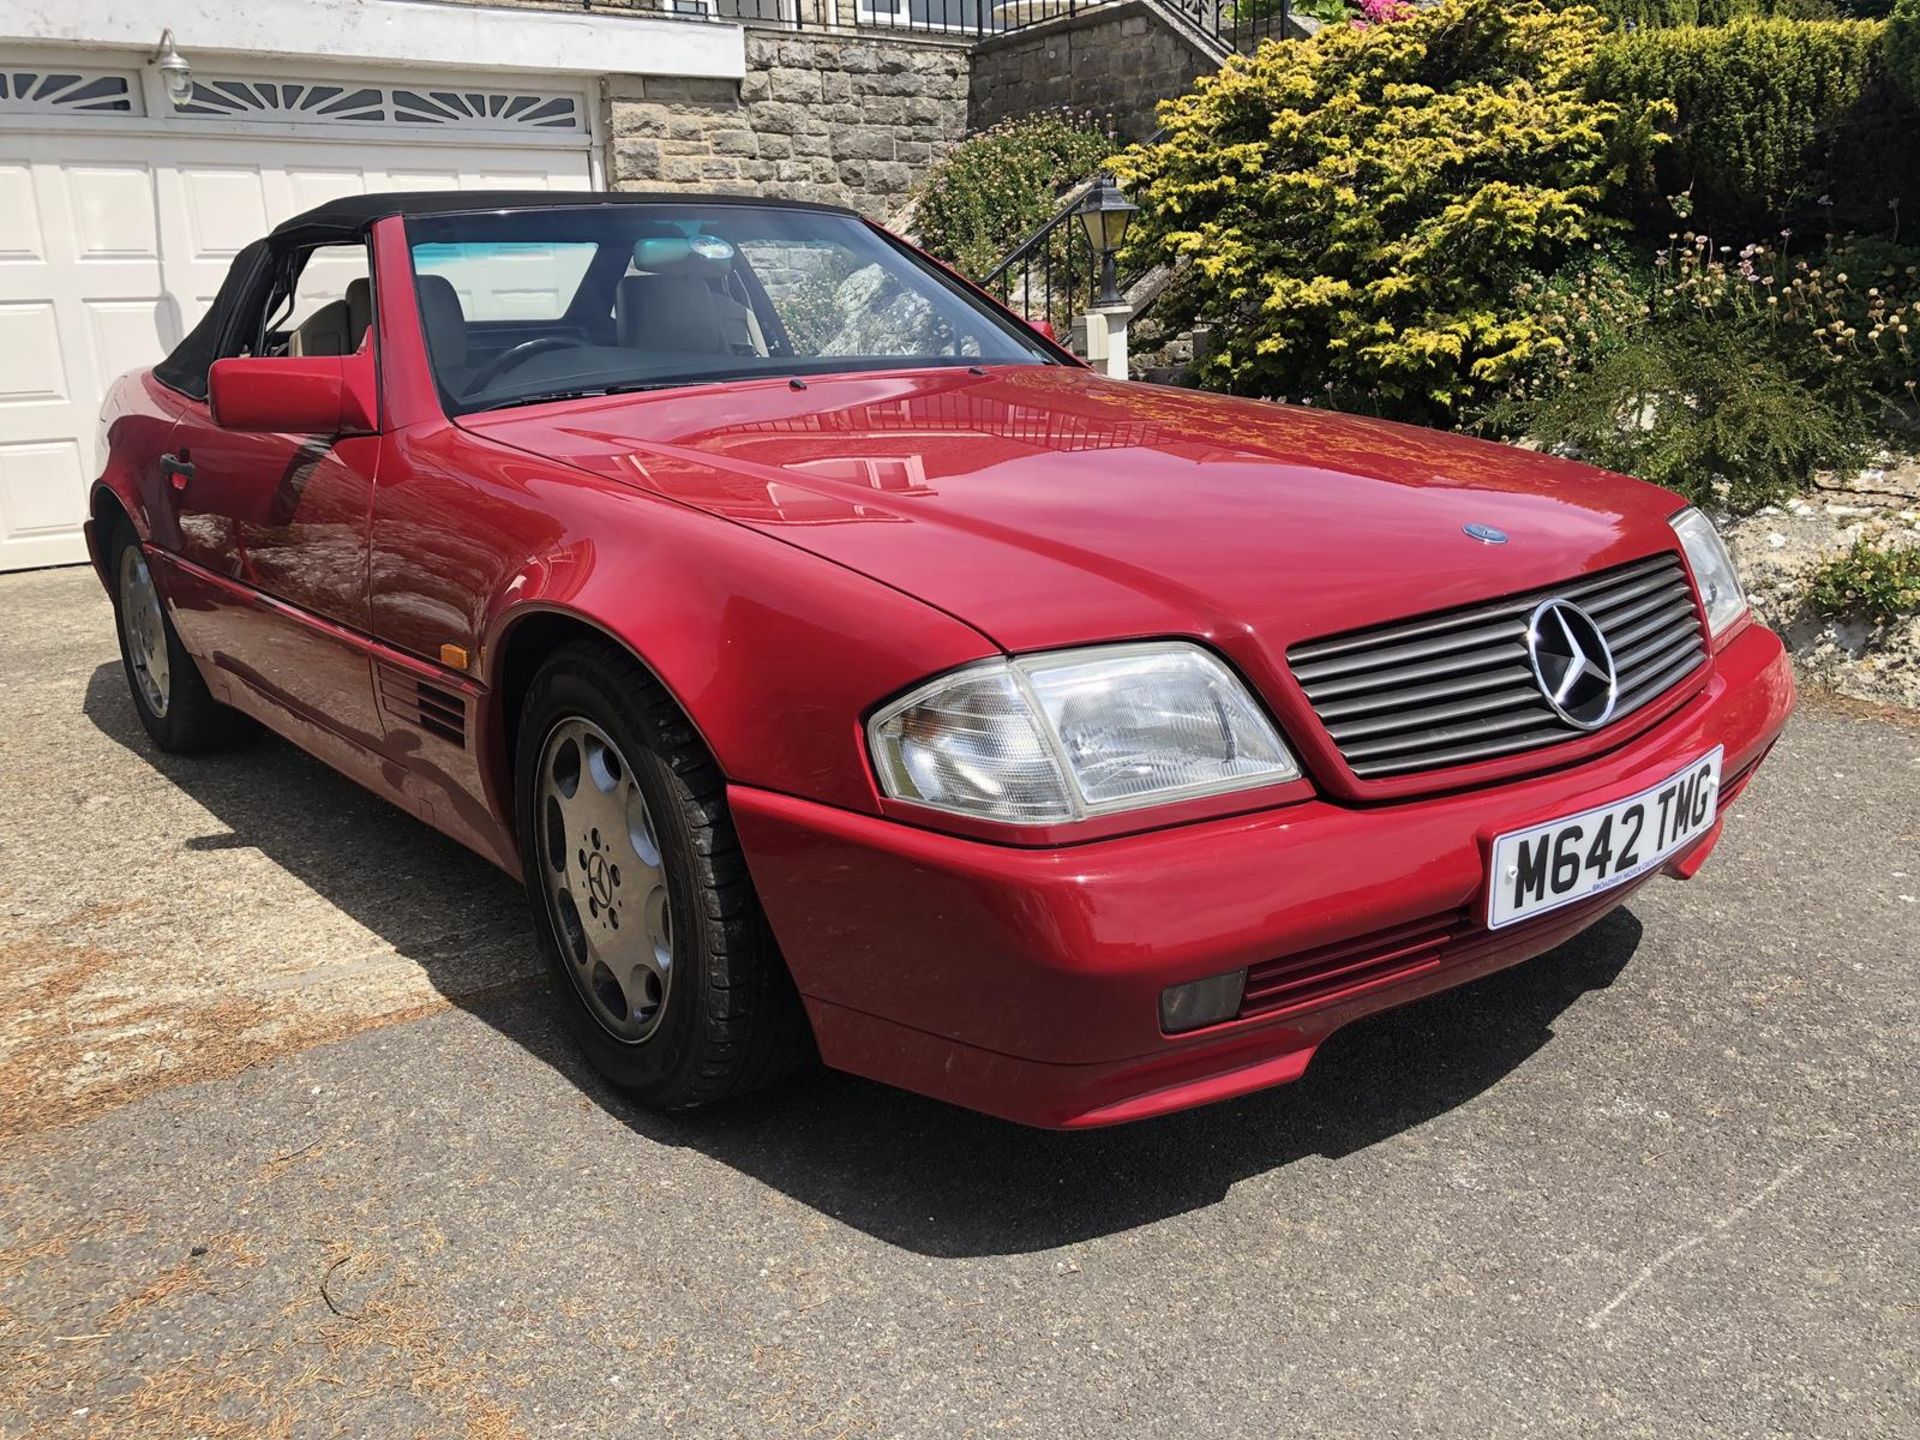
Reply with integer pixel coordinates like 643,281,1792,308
369,419,998,826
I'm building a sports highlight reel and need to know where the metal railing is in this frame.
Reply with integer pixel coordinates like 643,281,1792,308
977,175,1162,343
850,0,1293,50
618,0,1295,49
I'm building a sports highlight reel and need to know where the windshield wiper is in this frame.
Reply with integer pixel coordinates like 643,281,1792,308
476,381,683,413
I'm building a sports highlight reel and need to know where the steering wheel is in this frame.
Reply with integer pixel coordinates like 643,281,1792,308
461,335,590,397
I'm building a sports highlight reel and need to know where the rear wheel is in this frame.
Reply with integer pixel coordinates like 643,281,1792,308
514,639,810,1109
107,520,257,753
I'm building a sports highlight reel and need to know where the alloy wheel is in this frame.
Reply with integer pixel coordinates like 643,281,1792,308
535,716,674,1043
118,544,170,719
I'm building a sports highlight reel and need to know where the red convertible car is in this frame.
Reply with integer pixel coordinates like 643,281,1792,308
89,193,1794,1127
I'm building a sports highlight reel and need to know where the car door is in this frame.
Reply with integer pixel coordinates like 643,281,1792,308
158,240,385,750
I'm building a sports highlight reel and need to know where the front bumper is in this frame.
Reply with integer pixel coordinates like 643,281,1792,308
731,622,1796,1127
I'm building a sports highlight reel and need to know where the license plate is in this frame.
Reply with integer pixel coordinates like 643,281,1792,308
1487,748,1723,929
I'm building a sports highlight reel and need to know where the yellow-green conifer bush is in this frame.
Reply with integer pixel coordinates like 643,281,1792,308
1111,0,1662,421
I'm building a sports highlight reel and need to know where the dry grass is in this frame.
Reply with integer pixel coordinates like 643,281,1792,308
1,1219,530,1440
0,933,456,1143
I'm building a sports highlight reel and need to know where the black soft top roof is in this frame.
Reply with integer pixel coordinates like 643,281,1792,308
271,189,860,245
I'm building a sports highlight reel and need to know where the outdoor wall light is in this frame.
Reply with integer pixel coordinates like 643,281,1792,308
152,29,193,110
1074,175,1139,307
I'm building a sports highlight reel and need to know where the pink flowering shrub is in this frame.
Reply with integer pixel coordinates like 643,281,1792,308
1354,0,1412,26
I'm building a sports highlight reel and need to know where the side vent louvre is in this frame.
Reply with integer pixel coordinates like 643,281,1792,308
378,663,468,747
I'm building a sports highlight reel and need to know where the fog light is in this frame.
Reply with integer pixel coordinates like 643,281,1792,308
1159,970,1247,1034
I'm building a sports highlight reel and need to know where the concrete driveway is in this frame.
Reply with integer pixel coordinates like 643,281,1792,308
2,563,1916,1439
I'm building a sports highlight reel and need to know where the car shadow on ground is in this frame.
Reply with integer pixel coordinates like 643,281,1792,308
85,661,1643,1258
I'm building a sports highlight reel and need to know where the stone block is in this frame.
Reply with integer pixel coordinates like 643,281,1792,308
611,136,663,175
766,66,825,101
857,95,911,127
644,76,738,106
709,129,761,157
837,129,896,161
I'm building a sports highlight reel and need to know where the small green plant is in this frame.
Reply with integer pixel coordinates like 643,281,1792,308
1287,0,1359,22
1492,230,1916,508
1809,536,1920,617
1503,313,1873,508
913,112,1114,281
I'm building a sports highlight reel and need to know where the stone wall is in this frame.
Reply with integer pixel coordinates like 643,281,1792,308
966,1,1220,141
607,31,972,220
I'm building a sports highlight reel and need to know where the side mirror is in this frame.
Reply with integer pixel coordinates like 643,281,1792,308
1031,320,1057,344
209,350,377,435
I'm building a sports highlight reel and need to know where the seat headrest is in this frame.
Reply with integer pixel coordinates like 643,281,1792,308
615,274,726,356
416,274,468,369
290,299,352,358
345,277,373,350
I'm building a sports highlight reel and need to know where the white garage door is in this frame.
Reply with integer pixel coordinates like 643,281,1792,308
0,68,593,572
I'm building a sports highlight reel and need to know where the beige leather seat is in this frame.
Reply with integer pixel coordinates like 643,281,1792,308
616,274,728,356
415,274,471,386
290,277,374,357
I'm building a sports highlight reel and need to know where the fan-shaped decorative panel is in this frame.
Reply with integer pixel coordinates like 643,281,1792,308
0,70,139,115
178,78,582,133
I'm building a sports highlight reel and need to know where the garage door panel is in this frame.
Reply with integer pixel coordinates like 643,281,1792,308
286,166,369,212
0,303,67,403
0,438,86,540
66,164,157,259
383,168,461,192
0,164,44,258
473,169,591,192
178,165,271,260
83,298,172,392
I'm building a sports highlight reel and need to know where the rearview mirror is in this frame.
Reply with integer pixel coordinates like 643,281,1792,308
209,351,377,435
1031,320,1057,344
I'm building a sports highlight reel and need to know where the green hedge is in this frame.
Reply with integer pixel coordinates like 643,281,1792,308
1891,0,1920,103
1592,18,1911,235
1577,0,1824,26
1563,0,1896,24
913,113,1113,280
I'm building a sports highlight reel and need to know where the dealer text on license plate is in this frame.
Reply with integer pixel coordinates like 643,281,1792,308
1487,748,1723,929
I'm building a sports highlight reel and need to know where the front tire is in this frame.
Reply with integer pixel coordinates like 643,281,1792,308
514,639,810,1109
107,520,257,753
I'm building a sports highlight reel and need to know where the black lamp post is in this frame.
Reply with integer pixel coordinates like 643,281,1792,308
1075,175,1138,307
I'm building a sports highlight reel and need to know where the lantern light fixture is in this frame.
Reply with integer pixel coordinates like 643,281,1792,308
152,29,193,110
1074,175,1139,307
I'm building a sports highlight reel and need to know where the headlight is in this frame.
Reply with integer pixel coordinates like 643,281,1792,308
1670,507,1749,639
869,642,1300,824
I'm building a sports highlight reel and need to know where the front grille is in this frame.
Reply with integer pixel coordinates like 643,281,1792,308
1287,553,1706,780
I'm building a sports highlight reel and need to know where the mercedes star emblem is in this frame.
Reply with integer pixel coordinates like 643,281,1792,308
1526,598,1618,730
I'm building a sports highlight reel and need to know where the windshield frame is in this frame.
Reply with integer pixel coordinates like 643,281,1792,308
400,200,1068,418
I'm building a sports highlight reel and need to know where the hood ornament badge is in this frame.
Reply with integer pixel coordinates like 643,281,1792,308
1463,522,1509,545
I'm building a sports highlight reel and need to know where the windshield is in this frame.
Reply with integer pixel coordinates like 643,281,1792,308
404,203,1056,415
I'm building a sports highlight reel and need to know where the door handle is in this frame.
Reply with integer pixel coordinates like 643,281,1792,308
160,450,194,489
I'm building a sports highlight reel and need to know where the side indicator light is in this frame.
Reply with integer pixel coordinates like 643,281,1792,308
440,643,469,670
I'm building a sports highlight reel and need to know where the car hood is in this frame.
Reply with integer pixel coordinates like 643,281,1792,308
464,365,1686,655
